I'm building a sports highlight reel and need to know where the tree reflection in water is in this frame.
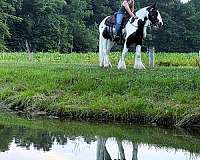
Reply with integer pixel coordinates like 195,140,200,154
0,125,139,160
0,126,69,152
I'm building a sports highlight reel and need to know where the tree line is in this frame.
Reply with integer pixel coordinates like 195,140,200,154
0,0,199,53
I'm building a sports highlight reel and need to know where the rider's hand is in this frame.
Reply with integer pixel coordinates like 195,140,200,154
131,13,138,19
130,15,138,23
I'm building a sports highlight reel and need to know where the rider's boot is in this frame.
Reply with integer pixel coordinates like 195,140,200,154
113,32,120,42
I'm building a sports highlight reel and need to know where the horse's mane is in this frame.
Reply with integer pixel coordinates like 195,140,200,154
136,7,149,19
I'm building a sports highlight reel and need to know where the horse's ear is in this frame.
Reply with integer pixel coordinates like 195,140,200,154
147,2,158,11
152,2,157,9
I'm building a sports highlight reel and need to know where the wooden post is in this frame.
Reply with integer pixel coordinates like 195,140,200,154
25,40,31,54
149,47,155,68
198,50,200,67
25,40,32,61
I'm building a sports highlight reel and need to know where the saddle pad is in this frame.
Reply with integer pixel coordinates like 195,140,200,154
104,14,131,28
105,15,115,26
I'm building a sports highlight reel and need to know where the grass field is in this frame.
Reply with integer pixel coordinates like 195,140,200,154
0,52,199,67
0,52,199,128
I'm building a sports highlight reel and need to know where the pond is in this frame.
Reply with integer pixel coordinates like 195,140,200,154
0,119,199,160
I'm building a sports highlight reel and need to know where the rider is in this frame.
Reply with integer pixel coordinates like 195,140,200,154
114,0,138,40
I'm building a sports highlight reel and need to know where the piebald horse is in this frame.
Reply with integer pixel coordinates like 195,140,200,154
99,3,163,69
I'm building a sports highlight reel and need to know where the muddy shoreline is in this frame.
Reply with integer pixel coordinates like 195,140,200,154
1,105,199,131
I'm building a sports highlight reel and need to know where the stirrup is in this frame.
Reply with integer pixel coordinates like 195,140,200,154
113,34,120,42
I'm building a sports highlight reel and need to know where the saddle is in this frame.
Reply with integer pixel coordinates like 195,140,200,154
103,14,131,42
105,14,131,29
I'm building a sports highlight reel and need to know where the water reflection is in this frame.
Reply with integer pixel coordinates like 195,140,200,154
96,138,138,160
0,123,199,160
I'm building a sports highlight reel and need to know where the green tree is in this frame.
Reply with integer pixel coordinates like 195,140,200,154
0,0,21,51
1,0,199,52
8,0,71,52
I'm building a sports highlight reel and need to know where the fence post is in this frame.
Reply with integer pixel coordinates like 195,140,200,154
149,47,155,68
198,50,200,67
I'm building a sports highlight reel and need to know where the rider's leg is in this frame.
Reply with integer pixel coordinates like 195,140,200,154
114,13,124,37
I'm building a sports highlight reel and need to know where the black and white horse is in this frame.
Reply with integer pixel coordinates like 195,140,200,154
99,4,163,69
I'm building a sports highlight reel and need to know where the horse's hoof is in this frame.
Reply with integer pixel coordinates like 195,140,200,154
118,66,126,70
117,60,126,70
104,65,112,68
102,62,112,68
134,65,146,70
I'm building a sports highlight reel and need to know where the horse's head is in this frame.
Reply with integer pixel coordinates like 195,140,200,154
147,3,163,29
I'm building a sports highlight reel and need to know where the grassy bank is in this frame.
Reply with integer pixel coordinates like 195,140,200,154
0,52,199,128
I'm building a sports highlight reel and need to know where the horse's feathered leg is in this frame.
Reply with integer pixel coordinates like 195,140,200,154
106,39,113,67
118,42,128,70
102,38,112,68
134,45,145,69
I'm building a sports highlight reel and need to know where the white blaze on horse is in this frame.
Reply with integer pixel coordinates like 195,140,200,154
99,3,163,69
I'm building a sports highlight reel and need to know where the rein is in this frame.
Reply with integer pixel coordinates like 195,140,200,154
128,18,150,28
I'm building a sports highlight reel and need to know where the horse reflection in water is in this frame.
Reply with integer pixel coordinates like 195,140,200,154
96,137,138,160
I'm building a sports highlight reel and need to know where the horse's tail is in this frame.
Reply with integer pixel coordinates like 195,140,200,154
99,19,105,67
99,32,103,67
99,17,110,67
